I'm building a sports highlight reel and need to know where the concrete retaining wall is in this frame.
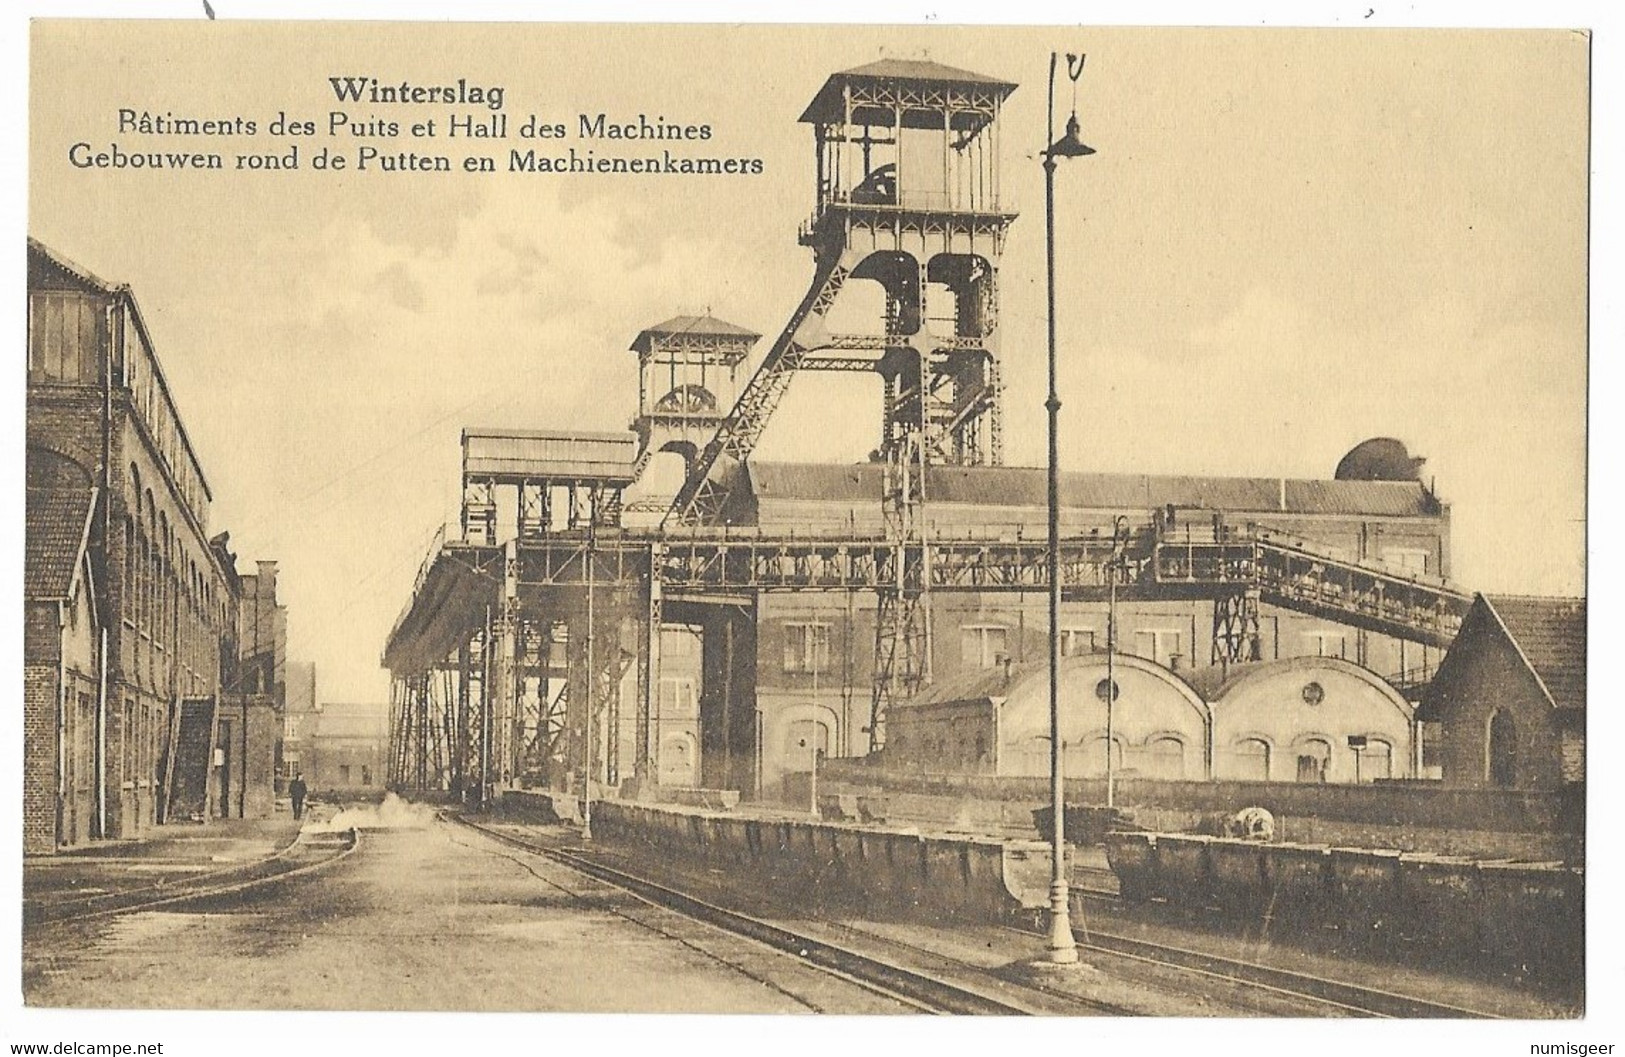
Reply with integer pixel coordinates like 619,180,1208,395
511,794,1053,924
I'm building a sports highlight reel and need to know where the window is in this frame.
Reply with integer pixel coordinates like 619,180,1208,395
1295,738,1332,783
660,626,699,657
1302,630,1347,659
782,622,831,673
1353,740,1391,782
1131,629,1183,663
339,765,351,785
1145,736,1186,780
1060,628,1097,657
361,766,373,786
1384,547,1430,575
1233,738,1270,781
1488,709,1517,787
658,677,698,717
1069,736,1120,779
960,625,1009,669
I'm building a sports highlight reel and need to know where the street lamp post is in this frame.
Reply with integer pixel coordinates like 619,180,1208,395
1042,49,1095,967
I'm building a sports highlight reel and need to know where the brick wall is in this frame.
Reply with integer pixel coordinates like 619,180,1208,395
26,389,104,484
242,698,279,819
1431,630,1564,789
23,664,60,854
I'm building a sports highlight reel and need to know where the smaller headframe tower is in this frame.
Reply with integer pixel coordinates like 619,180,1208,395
630,315,760,480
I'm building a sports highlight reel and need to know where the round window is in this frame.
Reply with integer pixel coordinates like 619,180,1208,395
1302,681,1325,706
1095,678,1120,703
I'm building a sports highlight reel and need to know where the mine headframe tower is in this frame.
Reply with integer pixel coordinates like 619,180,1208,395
665,60,1019,752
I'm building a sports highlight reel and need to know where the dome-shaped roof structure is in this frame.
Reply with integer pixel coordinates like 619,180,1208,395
1335,437,1425,482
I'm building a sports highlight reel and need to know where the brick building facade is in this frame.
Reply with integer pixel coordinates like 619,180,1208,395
24,238,287,851
1419,595,1585,790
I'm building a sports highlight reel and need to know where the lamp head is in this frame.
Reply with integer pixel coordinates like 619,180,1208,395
1047,113,1096,159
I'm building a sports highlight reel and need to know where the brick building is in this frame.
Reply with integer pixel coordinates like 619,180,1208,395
24,238,285,851
730,461,1452,798
1418,595,1585,790
295,702,389,795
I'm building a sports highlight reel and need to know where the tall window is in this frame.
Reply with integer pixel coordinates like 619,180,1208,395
1302,630,1348,659
658,677,698,717
1355,739,1393,782
1131,629,1183,664
960,625,1009,669
1295,737,1332,783
1145,736,1186,780
1060,627,1097,657
783,622,830,673
660,626,699,657
1488,709,1517,787
1233,738,1271,781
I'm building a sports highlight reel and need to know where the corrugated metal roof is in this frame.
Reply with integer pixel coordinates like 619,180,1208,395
26,484,95,601
747,462,1438,519
1485,595,1586,712
463,428,639,482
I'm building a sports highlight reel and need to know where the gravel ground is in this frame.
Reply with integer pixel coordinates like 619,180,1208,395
22,808,914,1013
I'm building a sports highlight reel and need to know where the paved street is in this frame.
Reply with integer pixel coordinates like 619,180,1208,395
22,806,912,1013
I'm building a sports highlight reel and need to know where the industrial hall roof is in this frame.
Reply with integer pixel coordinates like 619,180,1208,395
746,462,1443,519
1484,595,1587,712
25,454,97,603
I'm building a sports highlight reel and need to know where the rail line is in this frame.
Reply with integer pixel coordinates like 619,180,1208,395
456,811,1512,1018
447,812,1080,1015
24,827,360,928
1000,908,1506,1019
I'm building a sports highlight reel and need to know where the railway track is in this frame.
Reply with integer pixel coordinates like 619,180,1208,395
455,812,1511,1018
24,826,360,928
1054,923,1504,1018
448,812,1090,1015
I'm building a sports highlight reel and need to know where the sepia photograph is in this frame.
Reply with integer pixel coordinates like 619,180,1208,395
11,4,1609,1052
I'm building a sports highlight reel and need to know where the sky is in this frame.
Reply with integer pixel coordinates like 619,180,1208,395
26,21,1589,707
7,3,1620,1055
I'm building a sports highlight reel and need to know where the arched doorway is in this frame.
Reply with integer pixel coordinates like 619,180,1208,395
1488,709,1518,787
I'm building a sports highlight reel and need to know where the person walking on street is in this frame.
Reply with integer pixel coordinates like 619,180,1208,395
290,774,308,820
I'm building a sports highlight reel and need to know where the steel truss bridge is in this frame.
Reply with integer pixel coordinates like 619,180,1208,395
385,523,1471,799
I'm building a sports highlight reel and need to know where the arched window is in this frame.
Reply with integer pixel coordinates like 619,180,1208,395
1296,737,1333,783
122,518,135,620
1488,709,1517,787
1356,738,1393,782
1145,735,1186,780
1233,737,1271,781
1069,735,1120,779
